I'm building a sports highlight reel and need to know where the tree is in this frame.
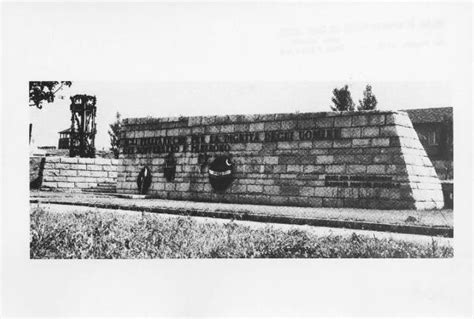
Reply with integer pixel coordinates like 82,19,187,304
29,81,72,109
358,84,378,111
108,112,122,158
330,85,355,111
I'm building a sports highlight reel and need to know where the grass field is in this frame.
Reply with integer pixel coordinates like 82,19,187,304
30,207,453,259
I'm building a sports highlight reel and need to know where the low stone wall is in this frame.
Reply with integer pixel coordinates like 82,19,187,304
117,110,444,210
40,157,118,191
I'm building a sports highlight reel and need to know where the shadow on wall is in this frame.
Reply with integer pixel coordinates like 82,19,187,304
30,157,45,189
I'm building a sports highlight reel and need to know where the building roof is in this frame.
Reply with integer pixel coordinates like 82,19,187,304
58,128,71,134
402,107,453,124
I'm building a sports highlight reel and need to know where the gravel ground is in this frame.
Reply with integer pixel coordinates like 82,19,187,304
31,190,453,228
34,203,453,247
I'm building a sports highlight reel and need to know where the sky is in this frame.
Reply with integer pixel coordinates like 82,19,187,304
29,81,452,150
18,2,462,150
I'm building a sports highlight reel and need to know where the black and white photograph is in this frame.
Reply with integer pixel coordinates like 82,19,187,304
28,81,454,259
1,1,472,317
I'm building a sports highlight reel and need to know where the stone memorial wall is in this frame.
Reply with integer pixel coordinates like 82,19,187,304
39,157,118,192
117,111,444,209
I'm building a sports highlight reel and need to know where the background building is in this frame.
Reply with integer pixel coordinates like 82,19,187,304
58,128,71,149
403,107,453,181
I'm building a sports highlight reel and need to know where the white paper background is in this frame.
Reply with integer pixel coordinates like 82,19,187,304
1,1,472,317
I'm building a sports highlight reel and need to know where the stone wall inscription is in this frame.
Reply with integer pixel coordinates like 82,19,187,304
121,128,341,155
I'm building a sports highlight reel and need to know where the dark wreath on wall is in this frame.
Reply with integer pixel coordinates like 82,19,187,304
208,155,234,191
164,152,177,182
136,166,152,194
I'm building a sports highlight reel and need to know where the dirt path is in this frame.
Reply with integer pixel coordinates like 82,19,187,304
30,191,453,228
33,203,453,247
30,191,453,237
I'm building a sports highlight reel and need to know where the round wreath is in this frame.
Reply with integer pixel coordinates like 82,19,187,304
208,155,234,191
136,166,152,194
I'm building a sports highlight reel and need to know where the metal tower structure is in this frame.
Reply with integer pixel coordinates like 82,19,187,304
69,94,97,158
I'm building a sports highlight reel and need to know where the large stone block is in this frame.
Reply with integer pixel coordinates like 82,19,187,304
77,157,95,164
70,164,87,170
352,115,370,126
352,138,371,147
75,182,95,189
313,140,333,148
249,122,264,131
298,141,313,149
88,171,108,177
59,157,78,164
55,163,71,170
347,164,366,174
300,187,315,197
371,138,390,147
41,181,58,188
247,185,264,193
42,169,60,177
247,143,262,151
297,119,315,130
66,176,89,183
368,114,386,126
86,164,103,171
386,164,408,175
325,165,345,174
287,165,303,173
108,171,118,178
367,165,386,174
353,154,372,163
263,185,280,195
102,165,116,171
60,170,77,177
43,176,68,182
333,140,352,148
316,155,334,164
303,165,325,174
373,154,391,164
361,127,380,138
43,162,55,170
334,155,355,164
341,127,361,138
281,120,297,130
316,187,338,197
379,125,398,137
334,116,352,127
279,185,300,196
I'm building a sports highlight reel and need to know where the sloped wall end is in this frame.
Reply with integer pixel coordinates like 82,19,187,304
385,112,445,209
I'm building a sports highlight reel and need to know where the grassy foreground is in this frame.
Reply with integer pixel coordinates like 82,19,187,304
30,208,453,259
